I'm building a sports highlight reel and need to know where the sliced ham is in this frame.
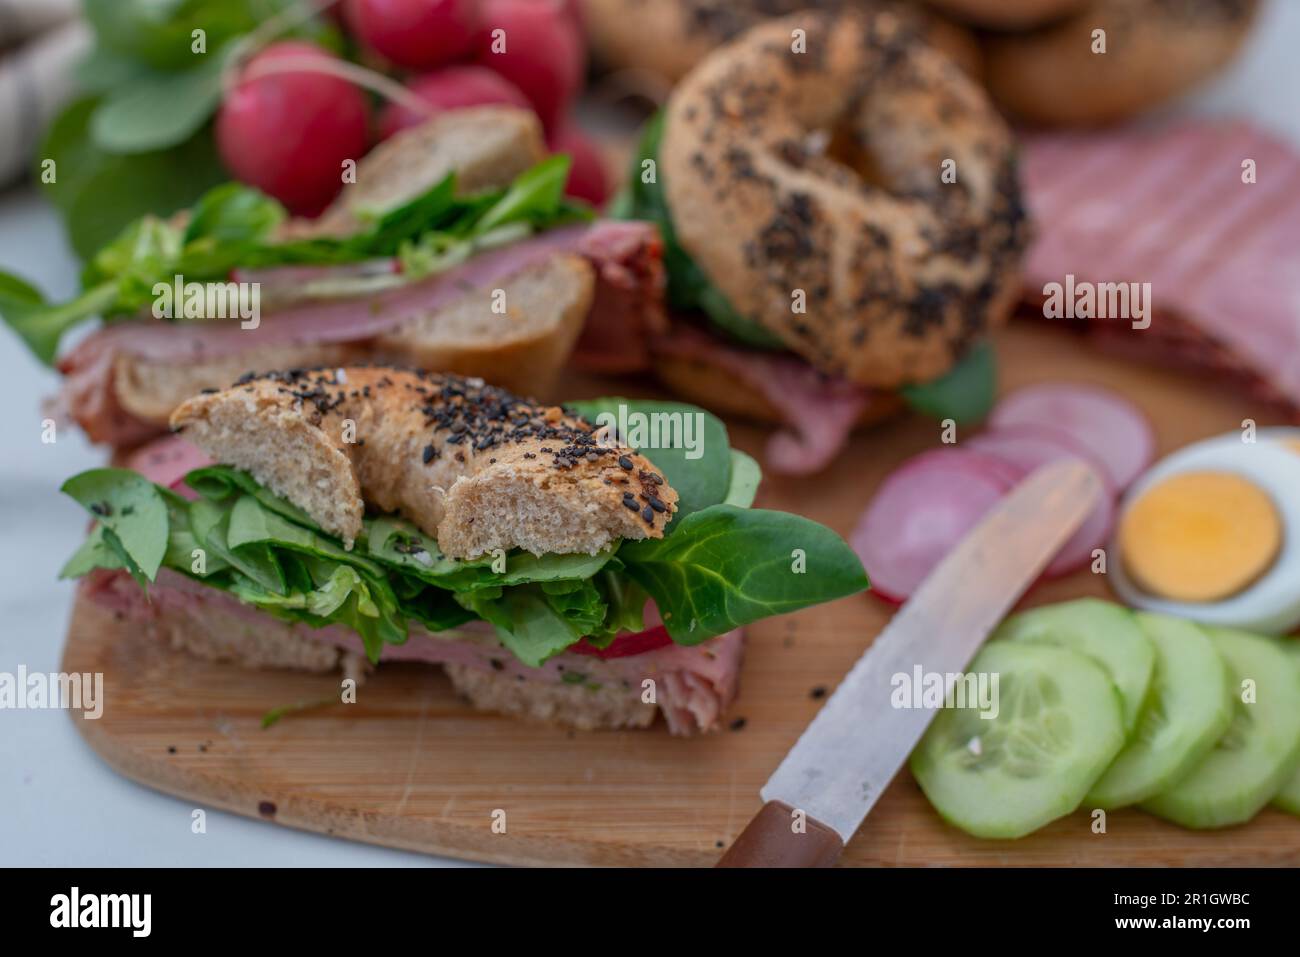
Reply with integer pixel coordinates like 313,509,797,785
82,566,742,735
654,324,872,476
1021,121,1300,417
123,434,212,489
58,220,665,445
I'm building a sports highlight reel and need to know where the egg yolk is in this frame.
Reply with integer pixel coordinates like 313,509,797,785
1119,470,1282,603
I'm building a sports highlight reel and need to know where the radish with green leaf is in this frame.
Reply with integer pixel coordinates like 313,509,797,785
216,41,370,216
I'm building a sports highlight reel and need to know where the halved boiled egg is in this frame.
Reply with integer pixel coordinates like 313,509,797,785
1110,430,1300,634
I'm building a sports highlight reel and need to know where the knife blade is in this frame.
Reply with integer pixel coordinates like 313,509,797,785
718,458,1104,866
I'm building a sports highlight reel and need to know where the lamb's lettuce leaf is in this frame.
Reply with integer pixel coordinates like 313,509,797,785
619,505,869,645
59,468,168,587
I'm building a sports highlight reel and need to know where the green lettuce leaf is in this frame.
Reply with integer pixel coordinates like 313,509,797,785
5,158,593,366
619,505,868,644
899,341,997,424
60,469,168,586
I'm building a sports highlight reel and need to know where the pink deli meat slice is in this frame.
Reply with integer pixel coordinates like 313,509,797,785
1020,121,1300,415
653,324,872,476
82,566,742,735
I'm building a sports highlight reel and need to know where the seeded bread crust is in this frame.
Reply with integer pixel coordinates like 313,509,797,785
984,0,1259,127
662,9,1028,390
106,255,596,434
169,366,679,557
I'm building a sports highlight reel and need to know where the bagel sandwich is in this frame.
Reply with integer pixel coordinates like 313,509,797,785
616,8,1030,475
60,366,868,734
2,107,666,449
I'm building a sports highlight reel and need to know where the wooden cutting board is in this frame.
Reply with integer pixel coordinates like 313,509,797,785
62,321,1300,866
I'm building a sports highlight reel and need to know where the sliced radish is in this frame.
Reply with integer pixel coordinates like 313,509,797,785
852,449,1015,602
988,383,1154,490
967,425,1116,577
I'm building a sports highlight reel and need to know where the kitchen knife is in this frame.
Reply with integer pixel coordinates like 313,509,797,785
717,458,1104,867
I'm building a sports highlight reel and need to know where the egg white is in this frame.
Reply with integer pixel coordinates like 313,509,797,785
1109,431,1300,634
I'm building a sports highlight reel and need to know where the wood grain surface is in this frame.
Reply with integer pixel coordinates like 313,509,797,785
61,321,1300,866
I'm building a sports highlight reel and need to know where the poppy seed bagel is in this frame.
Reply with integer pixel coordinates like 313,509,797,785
984,0,1260,127
583,0,984,83
169,366,678,558
922,0,1088,29
661,8,1030,390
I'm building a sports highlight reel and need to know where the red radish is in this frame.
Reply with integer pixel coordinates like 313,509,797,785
967,426,1116,576
217,42,370,216
378,65,532,139
344,0,478,70
476,0,585,129
988,383,1154,490
851,449,1016,603
548,122,609,205
967,425,1116,492
569,624,673,659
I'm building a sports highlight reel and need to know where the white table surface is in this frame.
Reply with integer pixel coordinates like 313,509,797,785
2,1,1298,866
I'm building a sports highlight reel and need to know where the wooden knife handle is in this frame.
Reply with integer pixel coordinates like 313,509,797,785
715,801,845,867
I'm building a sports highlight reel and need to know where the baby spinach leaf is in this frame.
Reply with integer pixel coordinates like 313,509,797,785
565,397,731,521
226,495,385,578
59,525,125,579
185,465,321,530
620,505,868,644
188,498,285,594
459,586,585,668
61,468,169,584
900,341,997,424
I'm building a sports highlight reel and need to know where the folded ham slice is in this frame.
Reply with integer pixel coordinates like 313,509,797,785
83,567,742,735
57,220,665,446
1021,121,1300,417
654,324,872,476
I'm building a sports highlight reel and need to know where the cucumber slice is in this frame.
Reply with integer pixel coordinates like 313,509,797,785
1143,627,1300,829
1086,613,1234,808
911,641,1126,839
1273,639,1300,817
994,598,1155,734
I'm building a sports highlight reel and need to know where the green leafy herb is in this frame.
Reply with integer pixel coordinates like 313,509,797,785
564,397,732,521
620,112,785,350
619,505,868,644
6,159,591,365
724,450,762,508
60,469,168,587
899,341,997,424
